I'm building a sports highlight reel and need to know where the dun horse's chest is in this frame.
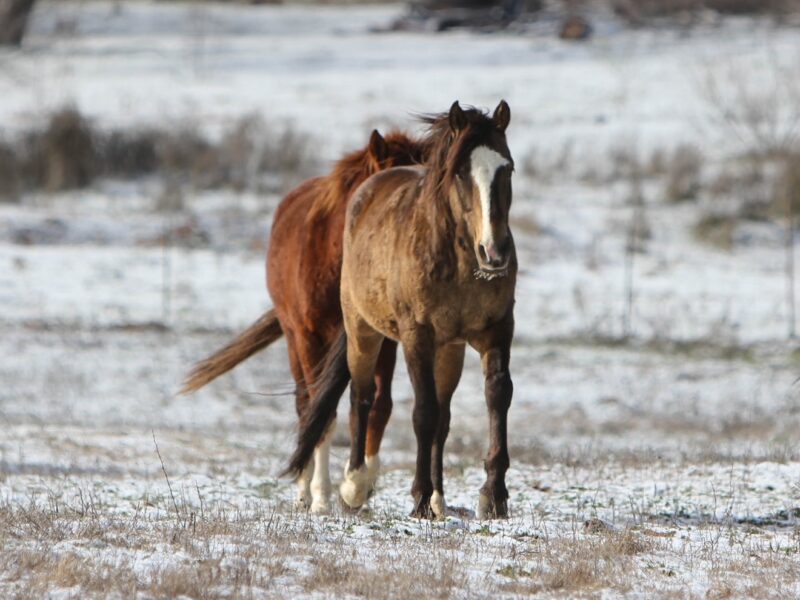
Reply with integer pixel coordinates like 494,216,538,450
422,276,514,343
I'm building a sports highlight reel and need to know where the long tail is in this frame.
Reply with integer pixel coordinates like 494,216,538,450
282,326,350,478
180,309,283,395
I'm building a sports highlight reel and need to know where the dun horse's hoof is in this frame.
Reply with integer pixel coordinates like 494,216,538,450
340,464,370,509
477,493,508,520
310,499,331,515
409,494,437,519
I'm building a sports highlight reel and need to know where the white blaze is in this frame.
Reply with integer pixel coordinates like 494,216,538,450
469,146,509,253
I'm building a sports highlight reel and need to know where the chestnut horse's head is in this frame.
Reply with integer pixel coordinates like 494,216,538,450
308,129,426,223
428,101,514,277
366,129,427,173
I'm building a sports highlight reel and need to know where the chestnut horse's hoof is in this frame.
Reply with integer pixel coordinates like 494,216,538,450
477,493,508,520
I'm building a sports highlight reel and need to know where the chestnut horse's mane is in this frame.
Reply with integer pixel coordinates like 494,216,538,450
306,130,426,223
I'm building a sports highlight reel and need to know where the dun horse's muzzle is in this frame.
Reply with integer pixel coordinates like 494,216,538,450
477,241,510,271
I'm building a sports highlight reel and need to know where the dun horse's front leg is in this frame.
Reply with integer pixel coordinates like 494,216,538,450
430,343,466,519
472,314,514,519
364,340,398,493
402,327,439,519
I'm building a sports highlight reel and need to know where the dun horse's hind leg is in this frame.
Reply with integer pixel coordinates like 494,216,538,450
340,323,383,510
471,314,514,519
430,343,466,519
364,340,398,493
402,326,439,519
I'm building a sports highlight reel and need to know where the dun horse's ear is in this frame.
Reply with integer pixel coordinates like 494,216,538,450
492,100,510,132
368,129,388,167
449,101,468,134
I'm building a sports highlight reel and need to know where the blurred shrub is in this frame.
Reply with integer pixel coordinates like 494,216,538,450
772,151,800,219
0,107,318,202
693,213,735,249
0,140,20,199
100,129,160,177
41,107,96,191
664,144,704,203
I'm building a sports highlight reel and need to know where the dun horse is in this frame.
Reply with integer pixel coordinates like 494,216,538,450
182,130,427,513
287,101,516,519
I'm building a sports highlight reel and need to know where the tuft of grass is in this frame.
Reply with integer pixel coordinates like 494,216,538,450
664,144,704,203
500,530,653,594
693,213,736,250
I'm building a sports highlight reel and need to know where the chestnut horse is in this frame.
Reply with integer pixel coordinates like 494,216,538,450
286,101,516,519
181,130,427,513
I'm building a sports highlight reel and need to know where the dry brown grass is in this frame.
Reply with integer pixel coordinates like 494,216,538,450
498,529,653,594
302,550,462,598
0,496,303,599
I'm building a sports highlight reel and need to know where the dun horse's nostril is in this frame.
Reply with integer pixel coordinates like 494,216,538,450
478,244,488,263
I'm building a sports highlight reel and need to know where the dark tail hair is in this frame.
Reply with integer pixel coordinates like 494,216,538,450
282,326,350,478
180,309,283,395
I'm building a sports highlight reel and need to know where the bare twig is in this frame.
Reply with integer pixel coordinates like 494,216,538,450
152,430,183,526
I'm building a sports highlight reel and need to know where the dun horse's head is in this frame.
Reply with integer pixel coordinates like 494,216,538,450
446,100,514,278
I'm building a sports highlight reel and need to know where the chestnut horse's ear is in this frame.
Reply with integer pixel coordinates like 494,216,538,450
368,129,388,167
492,100,510,132
449,101,468,134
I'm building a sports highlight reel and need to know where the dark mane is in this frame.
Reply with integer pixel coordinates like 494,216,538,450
307,131,425,222
417,106,497,202
414,107,499,279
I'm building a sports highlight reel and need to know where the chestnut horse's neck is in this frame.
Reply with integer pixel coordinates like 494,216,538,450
307,132,425,223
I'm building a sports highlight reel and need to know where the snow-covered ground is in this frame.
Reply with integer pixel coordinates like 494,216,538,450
2,2,800,597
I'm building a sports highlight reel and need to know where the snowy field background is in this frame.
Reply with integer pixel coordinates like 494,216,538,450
2,1,800,597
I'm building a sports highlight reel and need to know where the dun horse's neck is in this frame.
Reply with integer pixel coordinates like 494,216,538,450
414,170,477,281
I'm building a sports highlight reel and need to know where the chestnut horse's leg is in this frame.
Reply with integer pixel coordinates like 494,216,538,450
339,324,383,510
430,342,466,518
294,329,336,514
401,326,439,519
470,311,514,519
285,330,314,510
364,339,398,491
